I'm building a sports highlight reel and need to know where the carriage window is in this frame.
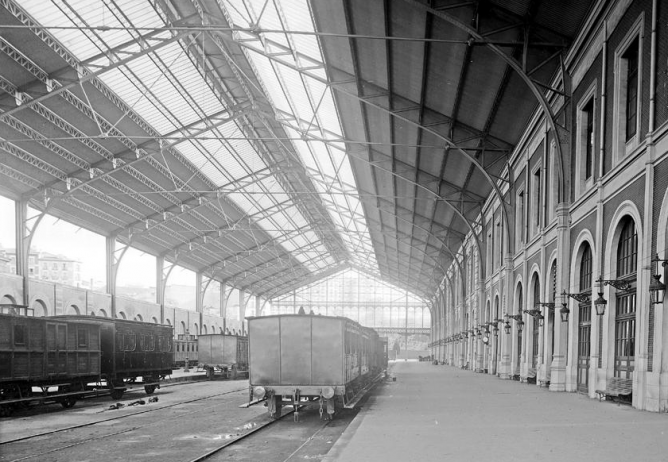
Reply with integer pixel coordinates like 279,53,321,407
144,335,155,351
124,334,136,351
116,332,124,351
14,325,26,345
78,329,89,348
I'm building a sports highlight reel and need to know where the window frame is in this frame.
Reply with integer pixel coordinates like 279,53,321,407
77,328,89,348
530,162,542,238
516,188,525,249
612,15,644,163
14,324,26,346
575,83,597,198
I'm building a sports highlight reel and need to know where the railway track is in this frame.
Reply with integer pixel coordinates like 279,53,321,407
2,378,382,462
188,405,313,462
0,386,247,446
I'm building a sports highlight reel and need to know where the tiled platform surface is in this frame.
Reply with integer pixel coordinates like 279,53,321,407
324,361,668,462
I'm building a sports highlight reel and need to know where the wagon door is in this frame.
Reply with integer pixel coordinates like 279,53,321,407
46,323,67,376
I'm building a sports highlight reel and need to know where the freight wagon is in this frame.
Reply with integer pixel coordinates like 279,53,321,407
197,334,248,379
248,314,386,420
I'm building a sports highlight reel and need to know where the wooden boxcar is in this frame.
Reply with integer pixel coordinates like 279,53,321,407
0,306,101,415
198,334,248,378
248,314,384,419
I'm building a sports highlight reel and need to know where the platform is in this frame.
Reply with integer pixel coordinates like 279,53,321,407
324,361,668,462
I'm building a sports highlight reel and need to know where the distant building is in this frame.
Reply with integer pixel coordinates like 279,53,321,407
0,246,82,287
38,252,81,287
0,248,10,274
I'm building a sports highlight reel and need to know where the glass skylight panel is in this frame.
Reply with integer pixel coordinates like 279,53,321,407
250,1,290,50
280,2,321,63
20,0,376,280
178,141,227,186
261,180,290,205
277,64,315,122
225,0,379,270
245,50,292,115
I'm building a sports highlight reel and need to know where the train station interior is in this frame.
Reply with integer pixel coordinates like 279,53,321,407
3,0,668,458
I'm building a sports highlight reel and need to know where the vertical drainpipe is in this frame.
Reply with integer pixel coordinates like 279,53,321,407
593,21,608,395
638,0,659,409
599,22,607,180
648,0,657,134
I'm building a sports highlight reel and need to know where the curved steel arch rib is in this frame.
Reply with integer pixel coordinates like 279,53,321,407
401,0,566,202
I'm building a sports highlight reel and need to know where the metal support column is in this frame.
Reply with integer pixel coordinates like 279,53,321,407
239,289,246,334
220,280,227,331
156,256,165,324
15,200,29,306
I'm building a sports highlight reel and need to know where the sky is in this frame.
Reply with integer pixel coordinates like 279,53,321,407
0,195,194,287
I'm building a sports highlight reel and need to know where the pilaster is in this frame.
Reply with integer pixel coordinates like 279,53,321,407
549,202,571,391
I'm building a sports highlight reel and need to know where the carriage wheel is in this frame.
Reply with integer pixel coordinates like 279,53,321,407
60,397,77,408
110,389,124,400
0,404,13,417
144,384,157,395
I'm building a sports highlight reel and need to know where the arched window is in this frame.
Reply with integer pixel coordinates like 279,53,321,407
516,285,523,368
580,244,593,292
577,243,593,392
617,217,638,278
532,276,541,369
614,217,637,381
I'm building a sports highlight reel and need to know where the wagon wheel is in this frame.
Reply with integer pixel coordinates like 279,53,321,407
18,386,33,410
0,404,13,417
144,384,157,395
60,397,77,409
59,385,77,409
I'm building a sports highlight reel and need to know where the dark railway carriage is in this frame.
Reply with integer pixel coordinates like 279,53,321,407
57,316,173,399
380,337,389,370
0,306,101,416
248,314,385,420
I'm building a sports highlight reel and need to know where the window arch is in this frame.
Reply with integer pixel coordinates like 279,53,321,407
579,243,593,293
531,275,541,369
614,216,637,380
577,242,593,392
32,299,48,317
617,217,638,278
